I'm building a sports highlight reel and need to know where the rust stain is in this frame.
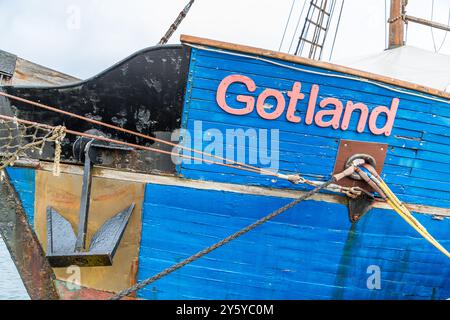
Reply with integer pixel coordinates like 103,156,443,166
128,258,140,298
93,186,130,201
35,170,145,293
0,175,59,300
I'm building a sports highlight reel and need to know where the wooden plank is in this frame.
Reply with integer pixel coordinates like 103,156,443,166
180,35,450,100
405,15,450,32
34,170,145,294
34,162,450,217
136,182,450,299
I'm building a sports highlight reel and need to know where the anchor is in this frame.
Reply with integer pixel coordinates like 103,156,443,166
46,132,135,268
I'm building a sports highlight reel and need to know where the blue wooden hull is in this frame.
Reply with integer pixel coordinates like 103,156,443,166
6,167,450,299
179,46,450,209
138,183,449,300
3,37,450,299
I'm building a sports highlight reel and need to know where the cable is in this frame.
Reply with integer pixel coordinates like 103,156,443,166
320,0,337,60
431,0,438,52
288,0,308,53
294,0,316,55
279,0,297,51
159,0,195,45
430,0,450,53
328,0,344,61
437,8,450,52
2,112,368,198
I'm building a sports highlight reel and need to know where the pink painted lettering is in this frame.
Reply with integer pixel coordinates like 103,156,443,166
215,74,399,136
216,75,256,115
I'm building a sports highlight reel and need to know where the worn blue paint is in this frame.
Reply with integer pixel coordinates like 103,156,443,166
137,183,450,300
5,167,35,227
4,46,450,300
178,47,450,208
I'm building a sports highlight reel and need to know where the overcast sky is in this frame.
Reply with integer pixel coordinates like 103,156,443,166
0,0,449,79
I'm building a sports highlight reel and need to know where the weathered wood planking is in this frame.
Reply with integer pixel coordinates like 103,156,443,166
5,166,450,299
181,35,450,100
178,46,450,208
137,183,450,300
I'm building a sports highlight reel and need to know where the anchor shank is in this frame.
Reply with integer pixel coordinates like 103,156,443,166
75,141,94,252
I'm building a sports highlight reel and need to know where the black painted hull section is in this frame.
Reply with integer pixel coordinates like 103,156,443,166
0,45,191,166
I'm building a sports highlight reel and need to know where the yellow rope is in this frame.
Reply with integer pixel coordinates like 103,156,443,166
380,182,450,258
360,165,450,259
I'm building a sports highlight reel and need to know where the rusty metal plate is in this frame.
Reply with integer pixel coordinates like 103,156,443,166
333,139,388,190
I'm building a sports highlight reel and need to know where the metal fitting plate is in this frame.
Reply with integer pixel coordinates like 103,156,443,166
333,139,388,190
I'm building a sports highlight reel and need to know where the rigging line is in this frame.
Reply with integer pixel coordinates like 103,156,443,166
0,114,270,176
405,16,409,44
431,0,437,52
0,91,278,178
328,0,344,61
288,0,308,54
430,0,450,53
295,0,313,55
319,0,337,60
185,43,450,104
310,0,327,59
437,7,450,52
279,0,297,51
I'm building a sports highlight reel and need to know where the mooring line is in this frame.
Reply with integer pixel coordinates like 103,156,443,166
111,174,348,300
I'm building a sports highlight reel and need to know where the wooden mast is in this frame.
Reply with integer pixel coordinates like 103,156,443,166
388,0,450,49
388,0,406,49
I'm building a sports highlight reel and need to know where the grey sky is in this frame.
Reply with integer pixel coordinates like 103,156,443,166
0,0,449,79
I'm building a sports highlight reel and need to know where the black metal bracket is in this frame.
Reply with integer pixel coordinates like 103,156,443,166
46,135,135,268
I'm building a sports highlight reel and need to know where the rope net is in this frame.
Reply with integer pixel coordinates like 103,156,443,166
0,117,66,175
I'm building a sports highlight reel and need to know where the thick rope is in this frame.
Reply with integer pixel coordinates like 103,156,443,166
51,126,66,176
111,177,338,300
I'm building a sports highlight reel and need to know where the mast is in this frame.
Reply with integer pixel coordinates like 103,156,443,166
388,0,450,49
158,0,195,45
388,0,406,49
